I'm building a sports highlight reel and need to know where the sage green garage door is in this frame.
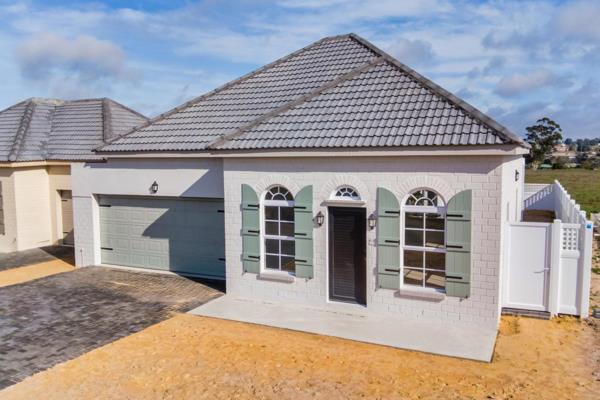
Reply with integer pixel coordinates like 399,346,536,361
99,196,225,279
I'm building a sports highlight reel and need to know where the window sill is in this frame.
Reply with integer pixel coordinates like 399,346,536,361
395,286,446,302
257,271,295,283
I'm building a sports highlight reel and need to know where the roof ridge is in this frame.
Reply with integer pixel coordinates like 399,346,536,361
8,100,36,162
346,34,528,148
207,56,384,149
103,98,149,122
97,35,350,150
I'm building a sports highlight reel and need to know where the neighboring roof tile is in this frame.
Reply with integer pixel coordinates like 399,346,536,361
98,33,528,153
0,98,147,162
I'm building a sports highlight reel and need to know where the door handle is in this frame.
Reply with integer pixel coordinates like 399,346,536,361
534,268,550,273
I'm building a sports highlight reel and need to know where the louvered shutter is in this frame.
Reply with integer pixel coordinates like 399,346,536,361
377,188,400,289
294,186,313,279
241,184,260,273
445,190,472,298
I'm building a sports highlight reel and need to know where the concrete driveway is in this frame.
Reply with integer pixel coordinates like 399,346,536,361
0,267,223,389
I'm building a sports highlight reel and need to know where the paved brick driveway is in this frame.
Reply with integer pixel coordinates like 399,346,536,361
0,267,223,389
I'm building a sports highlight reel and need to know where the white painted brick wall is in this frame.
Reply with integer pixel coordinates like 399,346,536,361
224,155,507,328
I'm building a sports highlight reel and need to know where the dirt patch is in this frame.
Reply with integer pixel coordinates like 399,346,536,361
0,260,74,287
1,313,597,400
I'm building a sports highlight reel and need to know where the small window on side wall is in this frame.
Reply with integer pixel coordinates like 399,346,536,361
403,189,446,290
263,186,295,274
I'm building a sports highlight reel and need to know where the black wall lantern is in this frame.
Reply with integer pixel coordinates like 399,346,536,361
150,181,159,194
315,211,324,227
515,170,520,182
368,212,377,230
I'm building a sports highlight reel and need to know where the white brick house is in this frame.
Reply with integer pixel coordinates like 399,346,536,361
72,34,536,343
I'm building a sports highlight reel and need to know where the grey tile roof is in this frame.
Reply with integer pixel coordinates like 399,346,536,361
0,98,148,162
99,34,528,153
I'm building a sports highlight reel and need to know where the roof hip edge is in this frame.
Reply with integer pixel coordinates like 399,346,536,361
347,34,529,148
102,98,112,143
206,56,384,149
8,100,36,162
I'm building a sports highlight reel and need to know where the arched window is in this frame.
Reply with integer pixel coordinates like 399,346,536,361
403,189,446,290
332,186,361,201
263,186,295,273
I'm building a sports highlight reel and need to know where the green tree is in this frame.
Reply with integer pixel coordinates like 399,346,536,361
525,117,563,169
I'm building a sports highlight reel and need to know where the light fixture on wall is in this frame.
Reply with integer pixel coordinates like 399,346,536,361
368,212,377,230
150,181,159,194
315,211,324,227
515,170,520,182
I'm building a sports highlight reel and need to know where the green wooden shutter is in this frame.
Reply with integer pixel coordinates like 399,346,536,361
294,185,313,279
241,184,260,273
377,187,400,289
445,190,472,298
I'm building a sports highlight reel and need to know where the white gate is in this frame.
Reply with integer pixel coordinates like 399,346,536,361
503,222,551,311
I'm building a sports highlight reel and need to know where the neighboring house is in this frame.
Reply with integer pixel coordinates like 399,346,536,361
0,98,147,253
72,34,589,333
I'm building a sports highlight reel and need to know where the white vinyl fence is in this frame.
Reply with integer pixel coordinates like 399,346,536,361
503,181,593,317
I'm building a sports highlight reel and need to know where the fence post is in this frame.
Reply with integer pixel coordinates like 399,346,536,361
548,219,562,317
578,220,594,318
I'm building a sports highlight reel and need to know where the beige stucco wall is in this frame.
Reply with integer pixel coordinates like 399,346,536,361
0,169,18,252
0,164,73,252
12,167,53,250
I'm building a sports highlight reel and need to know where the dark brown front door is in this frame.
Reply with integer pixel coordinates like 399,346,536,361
328,207,366,305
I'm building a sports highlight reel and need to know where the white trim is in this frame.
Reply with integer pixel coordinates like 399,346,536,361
321,199,367,207
396,285,446,301
97,144,529,159
260,186,296,276
325,205,368,306
400,197,447,292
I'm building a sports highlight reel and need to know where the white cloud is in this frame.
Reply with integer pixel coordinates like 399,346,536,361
494,69,571,97
17,32,133,82
556,1,600,42
387,38,435,66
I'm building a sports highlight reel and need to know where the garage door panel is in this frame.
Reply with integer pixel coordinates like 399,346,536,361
99,196,225,279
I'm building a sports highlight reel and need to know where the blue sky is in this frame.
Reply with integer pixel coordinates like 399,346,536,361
0,0,599,139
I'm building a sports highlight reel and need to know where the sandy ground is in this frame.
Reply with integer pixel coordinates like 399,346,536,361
1,312,598,400
0,259,75,288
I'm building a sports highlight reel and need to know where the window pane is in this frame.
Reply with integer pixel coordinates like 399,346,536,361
405,229,423,246
280,206,294,222
265,221,279,235
281,240,295,256
281,256,295,273
264,206,278,220
425,231,445,248
425,252,445,270
404,250,423,268
265,239,279,254
425,270,445,289
403,268,423,287
280,222,294,237
405,213,423,228
425,213,444,230
265,255,279,270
